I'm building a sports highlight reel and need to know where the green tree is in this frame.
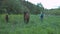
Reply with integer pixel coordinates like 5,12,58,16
37,3,44,12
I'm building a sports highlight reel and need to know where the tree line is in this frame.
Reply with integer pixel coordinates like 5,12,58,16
0,0,44,14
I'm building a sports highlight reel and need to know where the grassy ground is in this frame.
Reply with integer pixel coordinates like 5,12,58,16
0,14,60,34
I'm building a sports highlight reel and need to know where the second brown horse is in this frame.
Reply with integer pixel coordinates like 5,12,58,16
24,12,30,24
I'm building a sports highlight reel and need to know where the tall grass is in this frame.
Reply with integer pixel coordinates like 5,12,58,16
0,14,60,34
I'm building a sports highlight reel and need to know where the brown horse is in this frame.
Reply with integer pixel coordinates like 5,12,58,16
5,14,9,22
24,12,30,24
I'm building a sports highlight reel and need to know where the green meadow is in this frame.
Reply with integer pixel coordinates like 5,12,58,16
0,14,60,34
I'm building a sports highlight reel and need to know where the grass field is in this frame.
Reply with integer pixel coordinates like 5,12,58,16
0,14,60,34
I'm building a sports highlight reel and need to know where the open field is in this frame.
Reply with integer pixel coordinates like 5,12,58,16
0,14,60,34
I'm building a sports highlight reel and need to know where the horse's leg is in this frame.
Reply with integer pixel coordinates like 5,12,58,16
24,17,27,24
24,18,25,22
6,16,8,22
6,19,8,22
26,18,29,24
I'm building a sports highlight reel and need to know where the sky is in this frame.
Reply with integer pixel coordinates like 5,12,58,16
25,0,60,9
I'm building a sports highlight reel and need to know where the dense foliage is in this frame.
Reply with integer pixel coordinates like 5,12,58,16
0,0,44,14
